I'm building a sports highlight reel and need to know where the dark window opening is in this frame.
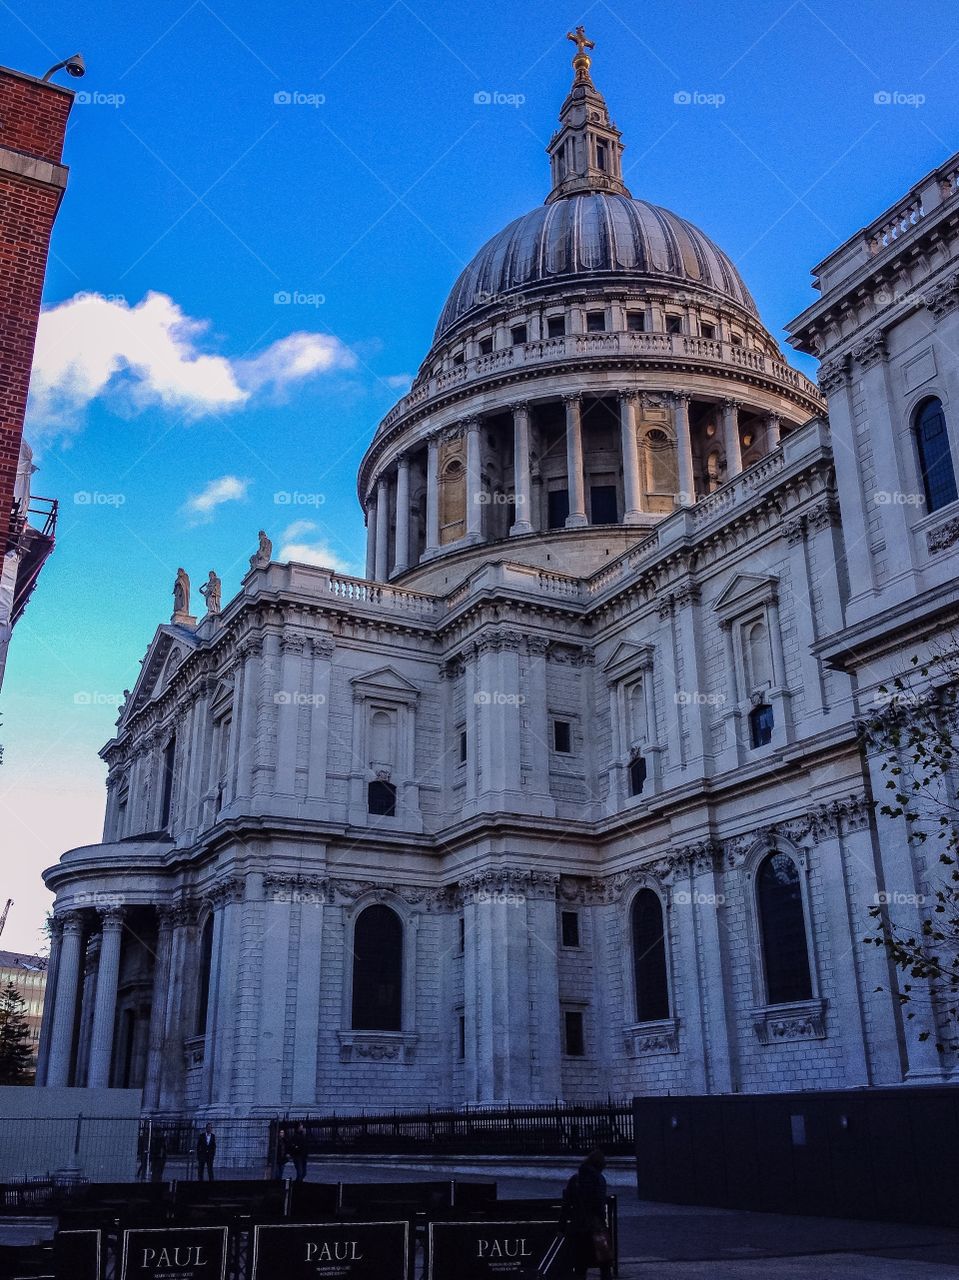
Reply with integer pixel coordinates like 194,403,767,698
452,351,465,366
160,736,176,830
590,484,618,525
458,1015,466,1060
561,910,580,948
596,142,608,171
478,336,493,355
730,333,744,346
195,915,214,1037
368,779,397,816
632,889,670,1022
586,311,607,333
548,489,570,529
666,314,683,335
626,310,646,332
564,1010,585,1056
547,315,566,338
750,703,774,749
701,322,716,339
459,729,467,764
758,852,812,1005
510,324,527,346
629,756,647,796
351,904,403,1031
915,397,957,513
458,916,465,953
553,720,572,754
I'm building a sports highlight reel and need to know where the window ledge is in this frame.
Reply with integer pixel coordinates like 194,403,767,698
623,1018,679,1057
338,1030,418,1064
751,998,826,1045
183,1035,205,1068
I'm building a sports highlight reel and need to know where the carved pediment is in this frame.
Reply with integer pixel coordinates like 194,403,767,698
350,665,420,704
602,641,654,682
713,572,779,620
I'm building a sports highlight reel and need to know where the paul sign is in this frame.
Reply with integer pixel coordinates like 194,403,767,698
427,1221,564,1278
251,1221,411,1278
120,1227,228,1280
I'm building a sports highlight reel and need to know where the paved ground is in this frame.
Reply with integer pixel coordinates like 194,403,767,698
4,1158,959,1277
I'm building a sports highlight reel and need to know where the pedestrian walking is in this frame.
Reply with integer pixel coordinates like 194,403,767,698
560,1149,613,1280
196,1122,217,1181
274,1126,289,1180
149,1129,167,1183
289,1122,309,1182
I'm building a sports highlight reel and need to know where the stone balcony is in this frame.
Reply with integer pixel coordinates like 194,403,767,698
376,330,823,437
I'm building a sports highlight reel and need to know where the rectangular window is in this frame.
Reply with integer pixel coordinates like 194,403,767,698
367,779,397,816
750,703,775,749
564,1010,585,1056
548,488,570,529
458,1015,466,1060
626,310,645,332
547,315,566,338
596,142,608,172
590,484,618,525
479,336,493,355
629,756,647,797
510,324,527,346
561,910,580,948
458,916,465,953
700,322,716,339
553,719,572,754
586,311,607,333
666,314,683,335
459,728,467,764
730,333,744,346
160,737,176,830
452,350,465,366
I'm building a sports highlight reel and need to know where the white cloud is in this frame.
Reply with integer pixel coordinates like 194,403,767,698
278,522,359,574
28,290,356,435
182,474,250,524
280,519,319,542
384,372,414,391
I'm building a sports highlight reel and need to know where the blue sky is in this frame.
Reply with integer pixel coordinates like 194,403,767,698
1,0,957,953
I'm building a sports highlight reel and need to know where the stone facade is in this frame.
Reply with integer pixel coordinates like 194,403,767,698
38,46,959,1118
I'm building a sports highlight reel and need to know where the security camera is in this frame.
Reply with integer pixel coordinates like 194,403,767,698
42,52,86,82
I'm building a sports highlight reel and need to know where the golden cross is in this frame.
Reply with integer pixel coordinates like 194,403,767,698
566,25,595,56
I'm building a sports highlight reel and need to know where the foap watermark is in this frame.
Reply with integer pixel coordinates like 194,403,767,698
271,888,326,905
74,691,124,707
475,491,522,506
74,290,127,304
871,687,923,709
874,490,924,507
474,690,525,706
874,890,927,906
673,889,726,907
273,290,325,307
274,490,326,506
874,90,925,108
675,690,726,707
674,90,725,108
274,90,326,107
467,888,526,907
75,90,125,108
274,691,327,706
473,90,526,108
74,491,126,507
75,890,125,908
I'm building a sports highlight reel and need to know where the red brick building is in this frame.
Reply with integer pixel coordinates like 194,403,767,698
0,65,73,687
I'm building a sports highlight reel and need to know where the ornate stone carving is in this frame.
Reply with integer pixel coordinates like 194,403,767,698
204,877,245,907
338,1030,417,1063
782,516,806,546
475,628,524,654
264,874,331,903
928,516,959,555
559,876,607,905
852,330,886,370
926,270,959,320
525,635,551,656
170,899,201,928
330,879,378,902
624,1019,679,1057
458,868,558,903
281,632,308,655
752,1000,826,1045
311,636,335,659
806,498,841,533
817,355,851,395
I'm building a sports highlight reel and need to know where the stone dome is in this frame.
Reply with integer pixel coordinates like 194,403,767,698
434,191,758,345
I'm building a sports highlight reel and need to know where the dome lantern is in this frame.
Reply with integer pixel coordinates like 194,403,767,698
546,26,631,204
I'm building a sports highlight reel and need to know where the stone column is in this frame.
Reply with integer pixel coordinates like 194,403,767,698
231,637,262,805
722,398,743,477
510,402,533,536
393,455,411,574
158,903,199,1112
620,390,645,522
46,913,85,1087
142,909,174,1110
35,919,63,1087
425,435,440,555
374,476,390,580
364,501,376,579
275,633,305,798
465,418,484,542
87,908,124,1088
564,394,588,527
765,413,782,450
672,393,695,505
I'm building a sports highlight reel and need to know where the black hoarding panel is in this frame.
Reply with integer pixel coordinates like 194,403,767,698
120,1227,228,1280
251,1221,411,1280
427,1220,563,1280
54,1229,101,1280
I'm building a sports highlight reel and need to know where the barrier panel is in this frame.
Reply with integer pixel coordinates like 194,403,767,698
426,1219,565,1279
338,1180,452,1214
251,1221,413,1279
53,1228,101,1279
286,1182,340,1220
119,1226,228,1280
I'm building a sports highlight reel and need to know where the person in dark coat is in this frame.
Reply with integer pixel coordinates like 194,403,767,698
289,1123,309,1183
149,1130,167,1183
561,1149,612,1280
197,1123,216,1181
274,1127,289,1180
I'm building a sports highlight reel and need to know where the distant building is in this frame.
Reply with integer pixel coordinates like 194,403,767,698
0,949,47,1066
39,35,959,1116
0,65,73,689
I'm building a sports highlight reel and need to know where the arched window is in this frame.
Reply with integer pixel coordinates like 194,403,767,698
351,904,403,1031
195,916,214,1036
757,852,812,1004
746,621,773,692
915,397,957,512
644,429,679,500
631,889,669,1022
